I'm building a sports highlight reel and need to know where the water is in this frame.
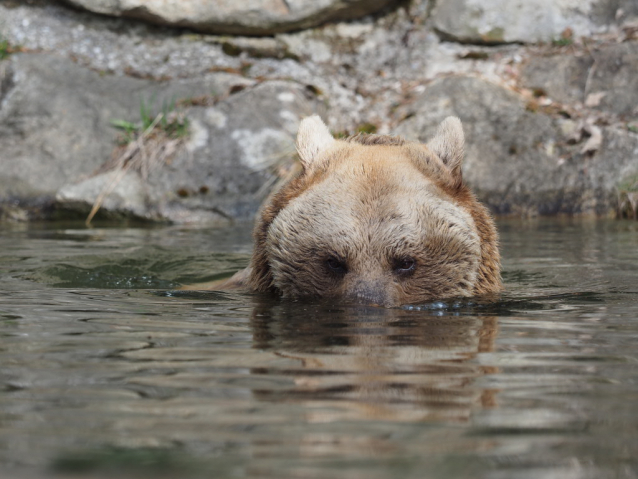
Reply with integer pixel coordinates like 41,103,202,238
0,219,637,479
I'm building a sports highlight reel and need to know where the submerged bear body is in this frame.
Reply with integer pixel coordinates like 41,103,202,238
216,115,501,306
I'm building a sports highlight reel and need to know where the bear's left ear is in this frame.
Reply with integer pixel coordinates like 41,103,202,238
427,116,465,178
296,115,335,171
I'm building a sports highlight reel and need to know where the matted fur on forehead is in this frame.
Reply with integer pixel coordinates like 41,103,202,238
344,133,407,147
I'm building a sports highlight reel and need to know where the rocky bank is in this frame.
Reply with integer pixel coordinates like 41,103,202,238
0,0,637,223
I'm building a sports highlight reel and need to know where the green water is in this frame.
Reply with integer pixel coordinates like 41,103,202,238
0,219,637,479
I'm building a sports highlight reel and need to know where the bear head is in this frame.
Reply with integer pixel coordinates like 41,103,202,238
248,115,502,307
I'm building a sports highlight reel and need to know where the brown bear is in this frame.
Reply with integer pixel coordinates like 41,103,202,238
205,115,502,306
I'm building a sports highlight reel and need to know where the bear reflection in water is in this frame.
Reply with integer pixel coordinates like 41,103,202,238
194,115,502,307
249,298,498,423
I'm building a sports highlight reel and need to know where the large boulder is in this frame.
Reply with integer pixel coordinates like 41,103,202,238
0,53,141,220
431,0,638,44
522,40,638,118
0,53,322,223
136,80,320,223
394,76,638,215
60,0,398,35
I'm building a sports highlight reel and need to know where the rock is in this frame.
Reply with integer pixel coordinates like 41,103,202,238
394,76,638,215
139,81,323,224
0,53,321,223
590,0,638,26
589,128,638,215
0,53,134,219
3,0,638,222
0,0,471,135
60,0,398,35
431,0,628,44
54,81,322,224
520,54,593,105
521,41,638,118
56,170,149,220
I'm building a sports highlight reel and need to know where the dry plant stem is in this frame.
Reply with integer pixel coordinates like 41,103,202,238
629,192,638,220
85,113,164,226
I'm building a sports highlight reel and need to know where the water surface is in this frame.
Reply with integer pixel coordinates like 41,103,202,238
1,219,637,479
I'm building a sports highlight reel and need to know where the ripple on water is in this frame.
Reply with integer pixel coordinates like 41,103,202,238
0,219,637,478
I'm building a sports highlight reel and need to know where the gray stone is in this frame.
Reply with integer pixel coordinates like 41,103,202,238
581,40,638,118
521,54,593,105
140,81,322,223
394,76,638,215
60,0,398,35
0,53,321,223
589,0,638,26
3,0,638,222
589,128,638,215
521,41,638,118
53,80,322,224
0,52,248,199
431,0,626,44
56,170,149,219
0,0,477,135
0,53,132,215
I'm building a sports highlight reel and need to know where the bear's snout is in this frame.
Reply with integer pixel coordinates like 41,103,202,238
346,278,392,307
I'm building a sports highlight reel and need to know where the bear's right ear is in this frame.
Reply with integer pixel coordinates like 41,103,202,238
296,115,335,171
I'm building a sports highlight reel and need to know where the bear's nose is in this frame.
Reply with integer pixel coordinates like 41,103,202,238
346,279,390,307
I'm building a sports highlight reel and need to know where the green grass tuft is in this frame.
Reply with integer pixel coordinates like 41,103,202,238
111,98,189,145
0,34,23,60
0,39,9,60
0,37,12,60
552,37,573,47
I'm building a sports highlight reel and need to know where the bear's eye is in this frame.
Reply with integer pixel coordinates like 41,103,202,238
326,257,348,276
392,257,416,276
